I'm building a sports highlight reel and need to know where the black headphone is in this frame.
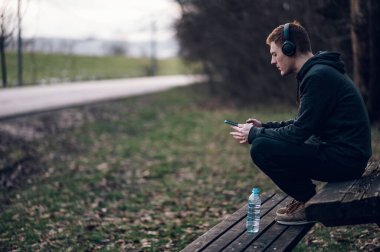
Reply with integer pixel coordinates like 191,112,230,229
282,23,296,56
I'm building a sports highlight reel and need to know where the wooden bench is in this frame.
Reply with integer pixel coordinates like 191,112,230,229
305,161,380,227
182,161,380,252
181,193,314,251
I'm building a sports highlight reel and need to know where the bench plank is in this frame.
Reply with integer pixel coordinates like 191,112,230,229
222,196,291,251
181,193,275,252
226,197,314,252
203,193,287,252
342,162,379,203
263,224,314,252
305,162,380,226
244,222,288,251
362,162,380,200
182,193,316,252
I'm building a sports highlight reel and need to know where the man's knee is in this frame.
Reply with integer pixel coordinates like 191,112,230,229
250,137,273,166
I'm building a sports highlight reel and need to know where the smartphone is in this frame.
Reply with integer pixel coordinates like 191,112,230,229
224,120,239,126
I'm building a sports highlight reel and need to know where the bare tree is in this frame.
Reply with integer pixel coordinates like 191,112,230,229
107,43,128,56
351,0,380,122
350,0,370,104
369,0,380,122
0,13,8,87
0,5,14,87
17,0,22,86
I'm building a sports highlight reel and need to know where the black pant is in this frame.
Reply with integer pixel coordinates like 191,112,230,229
250,136,366,203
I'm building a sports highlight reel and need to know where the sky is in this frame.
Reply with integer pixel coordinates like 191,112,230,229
2,0,181,43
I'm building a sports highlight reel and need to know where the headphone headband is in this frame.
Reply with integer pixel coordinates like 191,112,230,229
284,23,290,42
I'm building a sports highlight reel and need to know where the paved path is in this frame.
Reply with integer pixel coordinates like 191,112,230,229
0,75,204,119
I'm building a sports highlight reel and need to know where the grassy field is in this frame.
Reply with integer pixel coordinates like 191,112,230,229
0,84,379,251
1,51,192,87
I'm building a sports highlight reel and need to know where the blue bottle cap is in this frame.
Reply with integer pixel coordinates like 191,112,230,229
252,187,260,194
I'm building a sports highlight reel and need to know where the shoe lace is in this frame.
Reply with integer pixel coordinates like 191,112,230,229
285,199,303,214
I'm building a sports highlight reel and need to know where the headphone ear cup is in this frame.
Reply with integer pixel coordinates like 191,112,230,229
282,41,296,56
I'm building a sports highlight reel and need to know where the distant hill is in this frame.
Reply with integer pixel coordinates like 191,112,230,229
8,37,179,59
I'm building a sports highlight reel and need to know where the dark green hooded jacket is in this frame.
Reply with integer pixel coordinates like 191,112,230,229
248,51,372,168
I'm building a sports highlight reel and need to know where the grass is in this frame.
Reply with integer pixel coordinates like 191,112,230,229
0,84,379,251
1,51,192,87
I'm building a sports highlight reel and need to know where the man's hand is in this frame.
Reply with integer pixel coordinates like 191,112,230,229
230,123,253,144
246,118,262,127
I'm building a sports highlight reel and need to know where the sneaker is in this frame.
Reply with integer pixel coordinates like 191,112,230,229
275,200,314,225
275,199,298,215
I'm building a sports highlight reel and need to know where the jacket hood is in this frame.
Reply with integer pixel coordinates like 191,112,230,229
297,51,345,81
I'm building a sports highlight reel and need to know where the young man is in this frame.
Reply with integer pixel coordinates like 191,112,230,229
229,21,372,225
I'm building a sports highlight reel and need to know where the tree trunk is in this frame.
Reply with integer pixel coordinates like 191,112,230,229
350,0,380,123
0,35,7,87
203,62,216,95
350,0,370,102
17,0,23,86
0,12,7,87
368,0,380,122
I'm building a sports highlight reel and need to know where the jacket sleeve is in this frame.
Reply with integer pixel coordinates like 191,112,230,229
248,74,336,144
262,120,294,128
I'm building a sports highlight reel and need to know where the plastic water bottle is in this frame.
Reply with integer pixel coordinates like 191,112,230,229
246,187,261,233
